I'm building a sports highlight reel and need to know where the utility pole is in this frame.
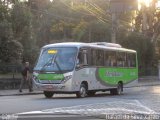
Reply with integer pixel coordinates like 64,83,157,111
159,60,160,80
111,13,117,43
141,4,148,34
110,0,138,43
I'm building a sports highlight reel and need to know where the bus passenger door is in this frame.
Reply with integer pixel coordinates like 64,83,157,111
73,48,91,90
76,49,88,68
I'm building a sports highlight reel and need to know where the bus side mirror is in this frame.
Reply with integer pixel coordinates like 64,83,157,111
76,64,80,69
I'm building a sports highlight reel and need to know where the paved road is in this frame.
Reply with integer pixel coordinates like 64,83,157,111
0,85,160,119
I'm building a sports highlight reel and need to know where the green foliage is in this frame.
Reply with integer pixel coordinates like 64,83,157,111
0,0,158,76
134,2,160,75
121,32,155,75
0,19,12,40
6,40,23,64
0,4,9,20
11,2,32,39
0,3,23,64
72,20,88,41
11,2,38,64
51,20,75,40
87,21,111,42
0,21,23,64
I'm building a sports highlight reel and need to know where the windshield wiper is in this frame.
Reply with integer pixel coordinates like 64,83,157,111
40,54,56,72
40,53,63,75
54,58,63,74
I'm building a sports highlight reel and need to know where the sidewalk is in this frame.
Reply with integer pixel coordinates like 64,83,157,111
0,77,160,96
0,89,42,96
138,76,160,86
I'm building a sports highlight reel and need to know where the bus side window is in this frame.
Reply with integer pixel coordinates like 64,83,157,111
105,51,112,67
110,51,117,67
127,53,136,68
77,50,88,67
91,49,104,66
117,52,125,67
124,53,128,67
96,50,104,66
91,49,96,66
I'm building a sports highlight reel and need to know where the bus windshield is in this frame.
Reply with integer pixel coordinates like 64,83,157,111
34,47,77,72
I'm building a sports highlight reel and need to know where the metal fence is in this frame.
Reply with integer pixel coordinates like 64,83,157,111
0,65,21,74
139,67,158,76
0,65,33,90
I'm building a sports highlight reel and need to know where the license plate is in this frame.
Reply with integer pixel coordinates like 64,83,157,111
45,85,53,89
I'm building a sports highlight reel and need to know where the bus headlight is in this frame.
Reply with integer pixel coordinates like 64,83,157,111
62,75,72,83
33,75,39,83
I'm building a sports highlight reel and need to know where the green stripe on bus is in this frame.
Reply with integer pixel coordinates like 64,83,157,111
97,68,138,85
38,74,64,80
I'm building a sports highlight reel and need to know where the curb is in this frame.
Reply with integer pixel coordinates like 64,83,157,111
124,82,160,88
0,92,43,97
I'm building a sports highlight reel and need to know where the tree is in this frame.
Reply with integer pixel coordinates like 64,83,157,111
121,32,155,75
0,3,23,64
134,1,160,75
11,1,38,64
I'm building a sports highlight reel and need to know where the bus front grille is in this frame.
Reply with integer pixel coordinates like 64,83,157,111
39,80,61,84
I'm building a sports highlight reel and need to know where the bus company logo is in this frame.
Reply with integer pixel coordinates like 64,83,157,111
106,71,123,77
53,74,64,79
130,72,136,76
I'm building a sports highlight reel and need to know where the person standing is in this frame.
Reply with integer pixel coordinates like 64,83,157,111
19,62,32,92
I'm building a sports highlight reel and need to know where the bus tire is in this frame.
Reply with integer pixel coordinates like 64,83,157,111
43,91,54,98
110,83,123,95
87,91,96,97
76,84,87,98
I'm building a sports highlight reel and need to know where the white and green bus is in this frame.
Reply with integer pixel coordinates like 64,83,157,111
33,42,138,98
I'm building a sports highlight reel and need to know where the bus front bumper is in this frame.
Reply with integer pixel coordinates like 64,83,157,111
33,80,66,92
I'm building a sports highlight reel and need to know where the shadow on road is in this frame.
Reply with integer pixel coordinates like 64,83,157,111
35,92,126,100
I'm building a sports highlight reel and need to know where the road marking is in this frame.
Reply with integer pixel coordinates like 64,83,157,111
135,100,156,113
18,99,156,115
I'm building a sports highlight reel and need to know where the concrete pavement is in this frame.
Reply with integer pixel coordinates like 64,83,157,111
1,85,160,114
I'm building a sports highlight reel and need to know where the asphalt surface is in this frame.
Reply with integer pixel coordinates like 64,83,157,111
0,85,160,119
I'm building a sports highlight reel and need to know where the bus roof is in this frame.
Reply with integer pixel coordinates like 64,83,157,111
43,42,136,53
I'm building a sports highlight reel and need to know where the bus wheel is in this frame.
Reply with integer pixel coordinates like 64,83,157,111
76,84,87,98
43,91,54,98
117,82,123,95
110,83,123,95
87,91,96,97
